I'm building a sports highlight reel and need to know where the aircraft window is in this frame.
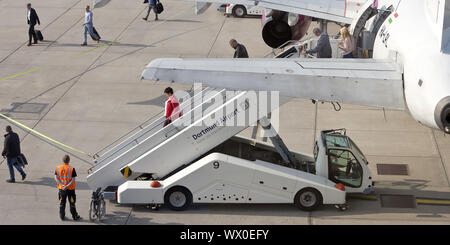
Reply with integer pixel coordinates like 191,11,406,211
328,149,363,188
325,135,348,148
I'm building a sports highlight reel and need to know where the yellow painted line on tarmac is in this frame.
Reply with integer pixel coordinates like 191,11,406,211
0,65,50,81
0,113,93,158
416,198,450,206
73,39,120,57
0,40,119,81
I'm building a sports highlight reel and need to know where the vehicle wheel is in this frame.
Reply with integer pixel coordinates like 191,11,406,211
164,186,192,211
294,188,322,211
232,5,246,18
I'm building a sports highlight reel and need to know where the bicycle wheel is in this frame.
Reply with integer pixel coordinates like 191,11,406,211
98,198,106,221
89,200,98,221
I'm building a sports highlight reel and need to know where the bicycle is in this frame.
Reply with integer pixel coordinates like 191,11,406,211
89,188,106,221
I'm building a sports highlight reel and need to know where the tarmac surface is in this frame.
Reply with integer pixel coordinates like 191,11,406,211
0,0,450,225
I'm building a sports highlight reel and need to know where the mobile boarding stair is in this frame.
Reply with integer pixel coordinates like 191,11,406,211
87,86,289,195
86,79,374,214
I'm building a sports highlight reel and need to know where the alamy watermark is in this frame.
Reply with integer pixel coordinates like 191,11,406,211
168,83,281,137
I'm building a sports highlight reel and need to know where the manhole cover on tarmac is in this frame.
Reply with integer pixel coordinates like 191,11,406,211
1,102,48,114
380,194,416,208
376,163,409,175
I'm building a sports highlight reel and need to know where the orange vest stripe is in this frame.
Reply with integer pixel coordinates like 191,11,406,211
56,164,76,190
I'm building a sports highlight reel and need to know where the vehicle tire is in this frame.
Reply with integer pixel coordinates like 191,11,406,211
294,188,322,211
164,186,192,211
232,5,246,18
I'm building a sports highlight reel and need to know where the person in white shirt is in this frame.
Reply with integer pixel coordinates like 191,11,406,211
26,3,40,46
81,5,99,46
338,27,356,58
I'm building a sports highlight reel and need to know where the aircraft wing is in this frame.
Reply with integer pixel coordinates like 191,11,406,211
141,58,405,110
185,0,369,24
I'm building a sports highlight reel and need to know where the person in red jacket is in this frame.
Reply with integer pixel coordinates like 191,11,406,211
163,87,181,127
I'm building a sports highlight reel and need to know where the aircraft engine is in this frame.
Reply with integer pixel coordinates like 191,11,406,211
435,97,450,133
261,10,312,48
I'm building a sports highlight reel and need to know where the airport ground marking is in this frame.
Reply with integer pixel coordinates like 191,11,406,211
0,65,50,81
416,198,450,206
73,39,121,57
0,113,93,158
0,40,119,81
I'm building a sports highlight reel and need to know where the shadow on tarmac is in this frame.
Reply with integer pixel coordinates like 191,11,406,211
15,176,91,190
128,95,165,106
99,210,184,225
49,41,154,48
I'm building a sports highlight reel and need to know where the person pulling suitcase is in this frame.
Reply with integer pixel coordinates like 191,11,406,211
26,3,40,46
81,5,100,46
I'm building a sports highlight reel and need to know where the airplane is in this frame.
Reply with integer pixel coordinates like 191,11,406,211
141,0,450,134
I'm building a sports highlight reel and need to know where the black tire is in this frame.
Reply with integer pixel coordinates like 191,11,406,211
294,188,322,211
232,5,246,18
164,186,192,211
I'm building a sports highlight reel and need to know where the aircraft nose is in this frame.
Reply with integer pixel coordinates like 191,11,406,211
435,96,450,133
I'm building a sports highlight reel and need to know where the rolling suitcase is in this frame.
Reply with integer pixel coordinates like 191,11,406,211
35,30,43,41
90,27,101,41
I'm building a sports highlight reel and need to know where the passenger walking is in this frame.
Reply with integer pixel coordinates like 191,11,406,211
142,0,159,21
229,39,249,58
82,5,100,46
54,155,81,221
26,3,40,46
163,87,181,127
2,126,26,183
338,27,356,58
303,28,332,58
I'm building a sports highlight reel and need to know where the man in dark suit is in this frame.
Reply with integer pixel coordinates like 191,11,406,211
26,3,40,46
2,126,26,183
303,28,332,58
230,39,249,58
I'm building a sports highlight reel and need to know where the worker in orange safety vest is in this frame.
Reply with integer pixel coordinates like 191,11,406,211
54,155,81,221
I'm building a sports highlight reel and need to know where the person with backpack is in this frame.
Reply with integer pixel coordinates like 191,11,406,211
142,0,159,21
2,126,26,183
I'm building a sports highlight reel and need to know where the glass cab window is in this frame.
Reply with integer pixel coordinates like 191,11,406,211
328,149,363,188
325,134,349,148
